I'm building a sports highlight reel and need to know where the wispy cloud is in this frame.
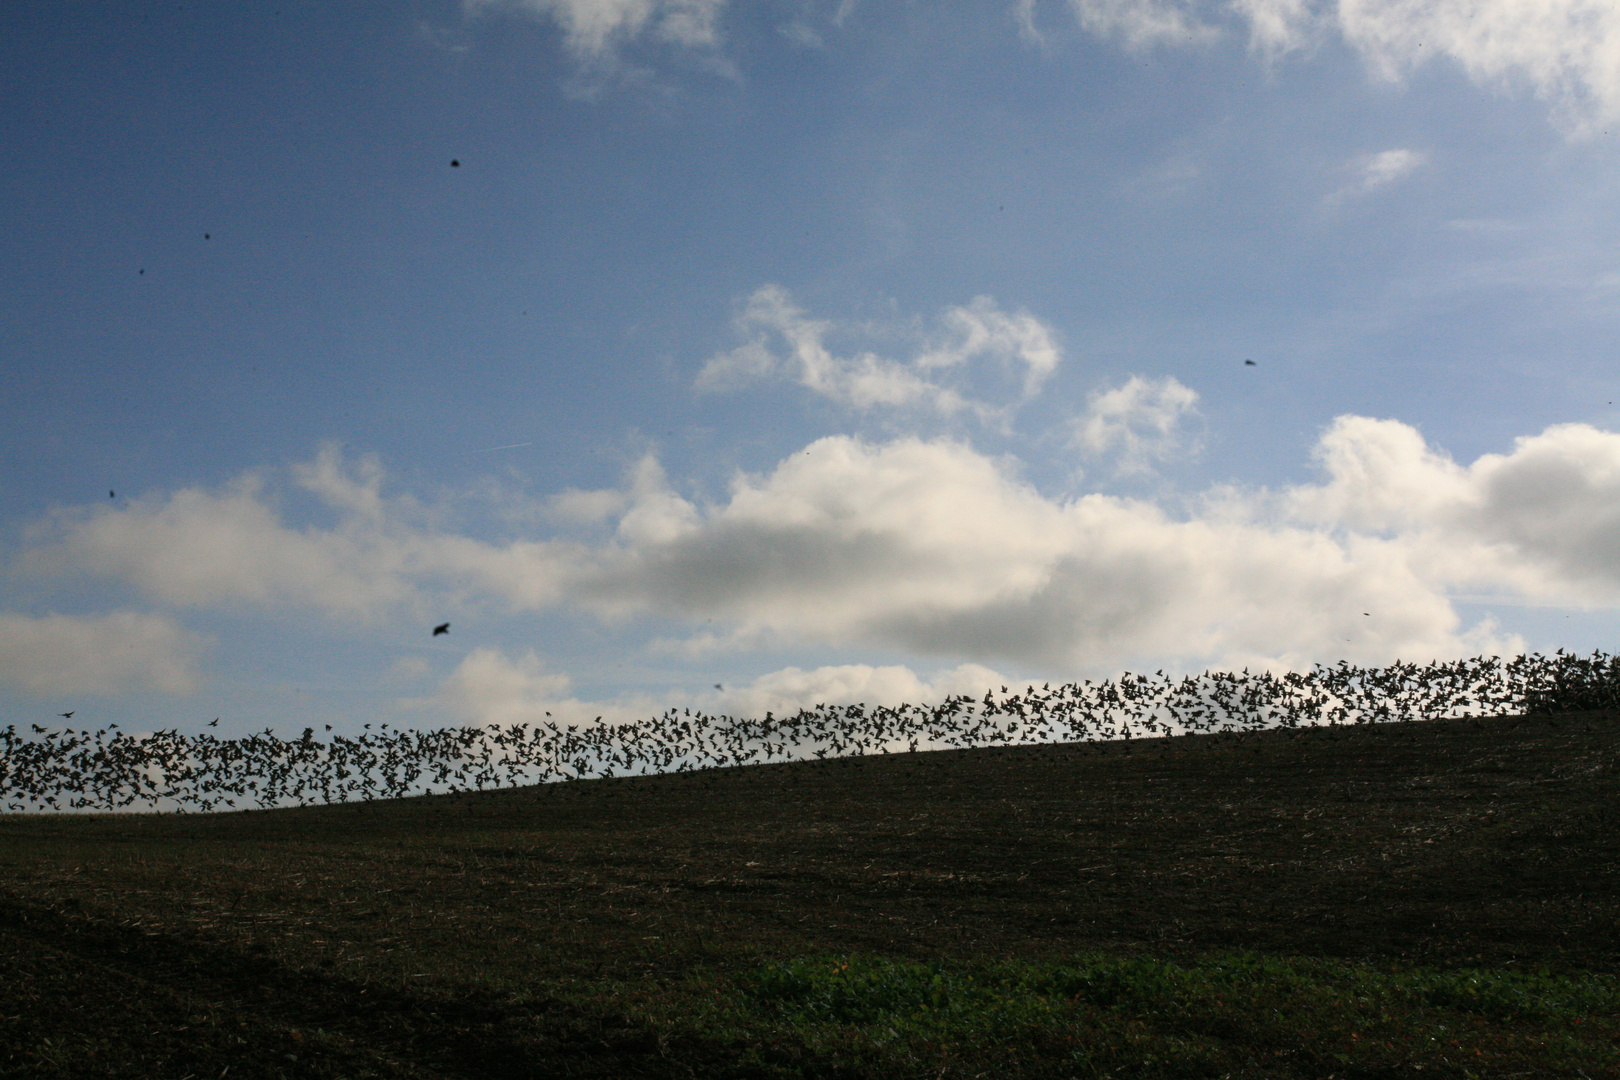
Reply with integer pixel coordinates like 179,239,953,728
1037,0,1620,133
465,0,730,91
1327,147,1427,205
696,285,1062,421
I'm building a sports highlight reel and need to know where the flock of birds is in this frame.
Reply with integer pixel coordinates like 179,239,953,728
2,649,1616,814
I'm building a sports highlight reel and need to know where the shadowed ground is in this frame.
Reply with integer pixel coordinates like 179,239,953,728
2,711,1616,1077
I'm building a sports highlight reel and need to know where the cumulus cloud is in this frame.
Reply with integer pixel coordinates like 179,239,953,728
0,611,208,696
1071,374,1202,473
697,285,1062,421
18,419,1619,677
1288,416,1620,604
553,432,1527,671
1038,0,1620,132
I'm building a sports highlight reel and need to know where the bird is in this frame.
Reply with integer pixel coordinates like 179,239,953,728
450,159,460,167
1244,359,1256,366
433,622,450,636
208,718,219,727
59,712,73,719
109,491,115,499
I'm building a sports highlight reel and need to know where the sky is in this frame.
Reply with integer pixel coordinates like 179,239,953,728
3,0,1620,742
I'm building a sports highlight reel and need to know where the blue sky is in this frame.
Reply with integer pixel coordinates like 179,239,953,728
4,0,1620,740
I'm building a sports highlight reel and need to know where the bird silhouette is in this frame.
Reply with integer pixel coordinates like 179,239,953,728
433,622,450,636
208,718,219,727
1244,359,1256,366
59,712,73,719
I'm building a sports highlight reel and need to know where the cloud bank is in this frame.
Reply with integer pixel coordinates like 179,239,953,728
17,414,1620,695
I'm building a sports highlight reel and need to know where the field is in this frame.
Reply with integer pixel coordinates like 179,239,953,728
3,704,1619,1078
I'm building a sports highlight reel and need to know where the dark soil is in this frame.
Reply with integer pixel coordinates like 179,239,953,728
2,711,1617,1077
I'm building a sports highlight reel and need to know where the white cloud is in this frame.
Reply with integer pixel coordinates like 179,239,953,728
697,285,1062,420
916,295,1064,397
20,454,419,619
466,0,725,56
464,0,731,91
1041,0,1620,133
1328,147,1427,205
1229,0,1322,59
556,432,1524,671
1015,0,1047,44
1288,416,1620,604
0,611,209,696
18,443,579,621
19,419,1619,679
1337,0,1620,132
1071,374,1202,473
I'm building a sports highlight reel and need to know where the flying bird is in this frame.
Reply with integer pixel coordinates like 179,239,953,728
450,159,460,167
58,712,73,719
1244,359,1256,366
208,717,219,726
433,622,450,636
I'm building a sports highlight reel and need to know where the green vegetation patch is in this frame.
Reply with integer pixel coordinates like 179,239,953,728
572,952,1620,1078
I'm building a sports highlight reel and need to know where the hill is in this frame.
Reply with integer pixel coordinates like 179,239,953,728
2,711,1618,1077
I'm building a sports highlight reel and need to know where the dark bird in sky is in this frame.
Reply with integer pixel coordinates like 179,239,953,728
109,490,115,498
1244,359,1256,366
450,159,460,167
58,712,73,719
433,622,450,636
208,717,219,726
